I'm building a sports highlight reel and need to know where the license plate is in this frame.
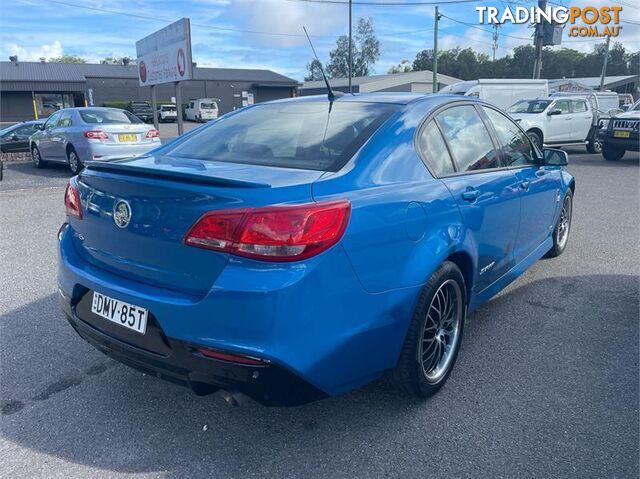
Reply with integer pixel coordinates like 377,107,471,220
91,291,148,334
118,134,138,142
613,130,630,138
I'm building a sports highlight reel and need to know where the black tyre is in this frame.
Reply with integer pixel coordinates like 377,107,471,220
391,261,466,398
546,190,573,258
31,145,46,169
602,143,625,161
527,130,542,151
68,147,83,175
586,137,602,154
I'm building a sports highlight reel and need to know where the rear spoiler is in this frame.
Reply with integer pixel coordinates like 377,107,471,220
83,161,271,188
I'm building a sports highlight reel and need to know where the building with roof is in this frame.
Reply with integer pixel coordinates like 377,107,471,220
549,75,638,96
299,70,461,96
0,58,299,122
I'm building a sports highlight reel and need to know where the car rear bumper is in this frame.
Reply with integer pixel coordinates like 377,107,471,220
77,141,160,162
57,223,419,402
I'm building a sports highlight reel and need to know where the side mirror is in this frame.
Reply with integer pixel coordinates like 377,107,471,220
543,148,568,166
547,108,562,116
9,133,18,141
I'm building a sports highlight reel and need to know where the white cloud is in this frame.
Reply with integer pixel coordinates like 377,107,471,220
5,40,63,61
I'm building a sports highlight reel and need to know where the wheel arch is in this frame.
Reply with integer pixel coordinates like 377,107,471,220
444,250,474,304
526,127,544,144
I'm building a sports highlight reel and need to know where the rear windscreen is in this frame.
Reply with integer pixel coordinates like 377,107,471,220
200,103,217,109
81,110,143,124
163,101,399,171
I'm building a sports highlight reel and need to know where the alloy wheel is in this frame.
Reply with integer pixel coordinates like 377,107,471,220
557,195,572,249
69,151,81,173
32,147,40,166
420,279,463,383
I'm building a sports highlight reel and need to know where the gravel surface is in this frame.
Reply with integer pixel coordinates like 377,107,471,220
1,150,638,478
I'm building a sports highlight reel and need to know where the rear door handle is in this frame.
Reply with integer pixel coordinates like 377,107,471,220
535,169,547,177
520,180,530,190
461,188,480,202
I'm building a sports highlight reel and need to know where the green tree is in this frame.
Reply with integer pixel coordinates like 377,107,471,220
48,54,86,63
412,49,434,72
325,17,380,78
388,59,412,74
304,59,325,81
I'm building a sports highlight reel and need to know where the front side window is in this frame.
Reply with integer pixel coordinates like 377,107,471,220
80,109,142,125
483,107,537,167
436,105,500,172
13,124,39,137
508,100,551,114
164,101,398,171
553,100,571,114
58,112,73,127
417,120,455,176
44,112,62,129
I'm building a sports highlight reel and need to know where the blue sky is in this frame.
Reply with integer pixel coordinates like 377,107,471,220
1,0,638,80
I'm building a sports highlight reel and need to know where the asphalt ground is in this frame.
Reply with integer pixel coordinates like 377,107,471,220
0,149,638,478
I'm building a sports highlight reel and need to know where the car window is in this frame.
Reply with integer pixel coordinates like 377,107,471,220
553,100,571,114
164,102,399,172
12,124,38,137
200,102,216,109
508,100,551,114
417,120,455,176
572,100,588,113
58,112,73,127
80,109,142,124
483,107,537,168
436,105,501,172
44,112,62,129
190,101,195,109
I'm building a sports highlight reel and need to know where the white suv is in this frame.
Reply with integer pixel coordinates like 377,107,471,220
508,97,601,153
157,104,177,123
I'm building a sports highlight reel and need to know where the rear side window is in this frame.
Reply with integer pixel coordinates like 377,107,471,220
572,100,588,113
436,105,500,172
417,121,455,176
483,107,537,167
164,102,399,172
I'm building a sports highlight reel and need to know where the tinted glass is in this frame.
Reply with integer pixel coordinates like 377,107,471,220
58,112,73,127
483,107,537,167
508,100,551,114
45,112,62,129
417,121,455,176
572,100,587,113
200,103,216,109
436,105,500,172
80,109,142,124
164,102,398,171
554,100,570,114
10,124,38,137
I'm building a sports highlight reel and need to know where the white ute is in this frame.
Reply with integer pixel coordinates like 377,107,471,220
508,96,602,153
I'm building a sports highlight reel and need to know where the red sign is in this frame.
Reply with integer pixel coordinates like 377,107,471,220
177,48,186,77
139,61,147,83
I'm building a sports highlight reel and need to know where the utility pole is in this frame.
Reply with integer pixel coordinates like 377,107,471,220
492,23,499,62
532,0,546,79
433,6,441,93
599,35,611,90
348,0,353,93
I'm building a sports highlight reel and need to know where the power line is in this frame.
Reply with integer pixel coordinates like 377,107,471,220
440,13,533,40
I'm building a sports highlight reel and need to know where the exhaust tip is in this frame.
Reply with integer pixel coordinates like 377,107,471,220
219,390,250,407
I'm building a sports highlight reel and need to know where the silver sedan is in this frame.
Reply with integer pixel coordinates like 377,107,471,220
29,107,161,174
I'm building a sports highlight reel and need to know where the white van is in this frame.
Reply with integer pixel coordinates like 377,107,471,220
439,79,549,111
184,99,220,122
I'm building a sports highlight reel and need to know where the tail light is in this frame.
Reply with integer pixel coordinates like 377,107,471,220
184,200,351,262
84,130,108,140
64,182,82,219
197,348,267,366
146,129,160,138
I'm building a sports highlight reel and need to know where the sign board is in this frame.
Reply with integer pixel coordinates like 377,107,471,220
136,18,193,86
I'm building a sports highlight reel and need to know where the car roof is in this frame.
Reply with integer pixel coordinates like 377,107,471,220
263,93,477,109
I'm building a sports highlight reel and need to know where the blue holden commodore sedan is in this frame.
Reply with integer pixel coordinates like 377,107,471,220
57,93,574,406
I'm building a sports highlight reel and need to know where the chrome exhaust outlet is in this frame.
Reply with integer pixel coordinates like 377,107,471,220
219,390,250,407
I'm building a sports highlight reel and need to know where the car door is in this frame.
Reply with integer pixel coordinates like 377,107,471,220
570,99,593,141
432,104,521,292
49,111,73,159
482,106,560,264
545,99,572,142
1,124,31,152
37,111,62,159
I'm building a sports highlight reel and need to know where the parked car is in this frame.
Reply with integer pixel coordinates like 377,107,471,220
30,107,160,174
157,104,177,122
126,101,154,123
184,98,219,122
0,120,44,153
58,94,574,406
439,79,548,110
508,96,602,153
598,100,640,161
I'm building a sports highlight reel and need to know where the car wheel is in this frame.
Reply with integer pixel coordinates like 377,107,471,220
527,131,542,150
390,261,466,398
31,145,46,169
586,137,602,154
602,143,625,161
68,148,83,175
545,190,573,258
